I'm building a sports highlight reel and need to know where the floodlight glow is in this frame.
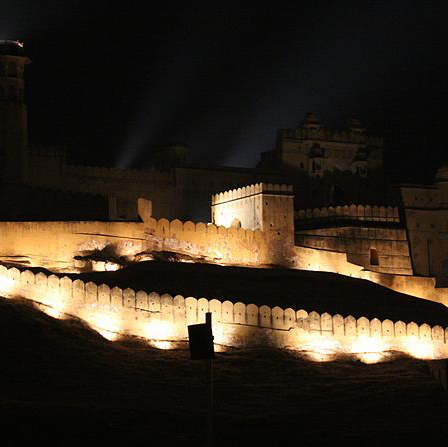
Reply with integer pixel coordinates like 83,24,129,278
150,341,173,350
0,274,14,295
143,320,173,340
87,312,121,341
402,336,434,359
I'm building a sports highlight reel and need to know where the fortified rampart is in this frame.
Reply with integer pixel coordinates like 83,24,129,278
211,183,294,230
296,204,400,226
144,217,278,266
292,245,448,307
211,183,295,261
0,204,294,272
294,204,412,275
1,188,448,306
1,265,447,361
296,227,412,275
26,161,174,220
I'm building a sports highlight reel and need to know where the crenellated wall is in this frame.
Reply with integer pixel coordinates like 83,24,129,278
0,211,292,272
296,204,400,224
294,203,412,276
277,126,383,147
295,227,413,275
143,215,290,266
211,183,295,262
0,210,447,305
0,221,146,271
26,157,181,220
291,245,448,307
1,265,447,361
211,183,293,207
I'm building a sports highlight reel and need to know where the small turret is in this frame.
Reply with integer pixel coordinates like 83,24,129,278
301,112,323,129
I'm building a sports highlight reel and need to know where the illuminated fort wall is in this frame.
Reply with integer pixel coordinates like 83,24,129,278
400,183,448,283
0,221,146,271
211,183,294,234
1,265,447,362
292,245,448,307
295,204,413,275
210,183,295,264
0,184,297,271
1,186,448,305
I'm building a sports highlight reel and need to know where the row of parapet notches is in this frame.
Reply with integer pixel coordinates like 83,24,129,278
29,186,107,203
296,205,399,222
3,265,448,342
145,217,267,240
29,144,65,158
62,164,168,182
211,183,293,205
278,127,383,146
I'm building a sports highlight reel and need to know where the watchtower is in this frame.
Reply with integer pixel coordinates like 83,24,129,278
0,40,30,184
211,183,295,242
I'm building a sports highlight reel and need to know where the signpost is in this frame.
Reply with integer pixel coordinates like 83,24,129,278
188,312,215,446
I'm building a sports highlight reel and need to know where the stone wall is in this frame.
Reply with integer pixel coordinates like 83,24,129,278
0,221,146,271
211,183,294,229
292,246,448,307
211,183,295,258
0,211,294,272
399,184,448,283
26,161,174,220
296,204,400,225
295,226,413,275
1,265,447,361
144,215,292,267
295,204,411,276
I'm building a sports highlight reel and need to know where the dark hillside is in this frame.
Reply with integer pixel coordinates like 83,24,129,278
68,261,448,327
1,296,447,446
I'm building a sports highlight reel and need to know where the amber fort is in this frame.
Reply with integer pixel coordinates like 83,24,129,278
1,40,448,362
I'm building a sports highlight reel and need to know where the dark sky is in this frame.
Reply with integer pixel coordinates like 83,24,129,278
2,1,448,183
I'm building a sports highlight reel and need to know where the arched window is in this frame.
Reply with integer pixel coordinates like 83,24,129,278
369,248,379,266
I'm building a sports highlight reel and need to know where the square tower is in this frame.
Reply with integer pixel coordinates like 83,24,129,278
211,183,294,244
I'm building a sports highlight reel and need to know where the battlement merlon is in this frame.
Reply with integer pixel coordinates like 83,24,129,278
211,183,293,206
277,128,383,148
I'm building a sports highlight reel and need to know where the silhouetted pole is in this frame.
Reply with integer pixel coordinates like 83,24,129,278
206,313,213,447
188,311,215,446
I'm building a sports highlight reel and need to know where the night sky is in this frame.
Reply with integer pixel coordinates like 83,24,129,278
1,1,448,183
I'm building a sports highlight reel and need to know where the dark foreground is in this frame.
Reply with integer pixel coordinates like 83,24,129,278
1,296,447,446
